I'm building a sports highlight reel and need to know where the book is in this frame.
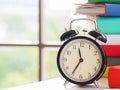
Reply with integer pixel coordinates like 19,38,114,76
107,57,120,66
96,35,120,45
75,4,120,16
103,66,109,78
88,0,120,3
104,57,120,77
97,16,120,34
75,4,105,16
105,4,120,16
102,57,120,78
102,45,120,56
88,34,120,45
105,35,120,45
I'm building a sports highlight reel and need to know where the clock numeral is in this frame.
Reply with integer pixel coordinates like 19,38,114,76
80,42,84,47
66,66,69,70
63,57,67,62
89,45,91,50
67,50,71,55
79,74,83,80
94,67,97,72
73,45,76,50
94,51,98,55
96,59,101,64
88,72,92,78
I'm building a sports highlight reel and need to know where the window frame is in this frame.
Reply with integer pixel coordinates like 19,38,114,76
0,0,41,82
0,0,61,82
39,0,61,80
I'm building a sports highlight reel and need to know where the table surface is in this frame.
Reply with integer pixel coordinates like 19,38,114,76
2,77,120,90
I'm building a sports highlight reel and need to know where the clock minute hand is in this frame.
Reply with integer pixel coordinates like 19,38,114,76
72,61,80,74
72,48,84,74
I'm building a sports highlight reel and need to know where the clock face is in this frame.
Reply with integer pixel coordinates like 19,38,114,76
57,36,105,84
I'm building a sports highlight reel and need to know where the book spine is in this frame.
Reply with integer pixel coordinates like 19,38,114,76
88,0,106,3
105,4,120,16
88,0,120,3
102,45,120,57
107,57,120,66
97,35,120,45
103,66,109,78
97,16,120,34
104,57,120,77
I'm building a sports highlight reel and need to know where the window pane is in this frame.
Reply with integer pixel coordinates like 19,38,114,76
0,0,39,44
0,47,39,88
42,48,60,80
42,0,97,43
42,0,72,43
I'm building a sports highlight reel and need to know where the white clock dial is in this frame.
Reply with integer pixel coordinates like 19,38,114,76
57,37,105,84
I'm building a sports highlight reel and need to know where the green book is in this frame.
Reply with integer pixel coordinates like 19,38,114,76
97,16,120,34
88,0,120,3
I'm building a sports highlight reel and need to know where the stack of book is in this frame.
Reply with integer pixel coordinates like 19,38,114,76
75,0,120,77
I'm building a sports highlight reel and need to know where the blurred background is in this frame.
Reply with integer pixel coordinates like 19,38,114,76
0,0,91,88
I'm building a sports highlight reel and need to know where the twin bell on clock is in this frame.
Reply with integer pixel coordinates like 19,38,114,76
57,18,107,87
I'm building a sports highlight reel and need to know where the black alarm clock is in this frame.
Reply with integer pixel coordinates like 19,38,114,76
57,18,107,87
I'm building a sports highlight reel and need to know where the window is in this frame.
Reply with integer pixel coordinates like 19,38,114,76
0,0,94,88
0,0,39,88
41,0,95,80
41,0,73,80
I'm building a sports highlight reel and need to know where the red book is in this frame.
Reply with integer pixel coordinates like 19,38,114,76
102,45,120,56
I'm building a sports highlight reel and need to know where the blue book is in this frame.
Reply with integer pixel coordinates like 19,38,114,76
106,4,120,16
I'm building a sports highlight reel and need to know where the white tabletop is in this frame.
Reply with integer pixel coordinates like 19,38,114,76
3,77,119,90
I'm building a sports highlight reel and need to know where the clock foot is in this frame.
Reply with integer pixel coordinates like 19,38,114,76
64,80,69,87
94,80,99,88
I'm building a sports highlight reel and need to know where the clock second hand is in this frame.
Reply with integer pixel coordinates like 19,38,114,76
72,48,83,74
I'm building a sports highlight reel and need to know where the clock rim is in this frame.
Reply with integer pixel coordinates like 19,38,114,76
57,36,107,85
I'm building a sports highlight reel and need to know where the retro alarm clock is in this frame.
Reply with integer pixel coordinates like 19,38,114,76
57,18,107,87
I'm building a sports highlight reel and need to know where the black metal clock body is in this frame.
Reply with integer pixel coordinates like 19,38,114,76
57,18,107,85
57,36,106,85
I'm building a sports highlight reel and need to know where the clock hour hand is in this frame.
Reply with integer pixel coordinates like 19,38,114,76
78,48,83,62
